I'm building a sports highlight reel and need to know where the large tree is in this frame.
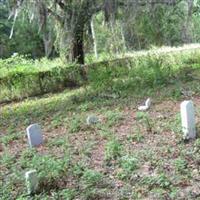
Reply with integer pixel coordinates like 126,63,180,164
8,0,195,63
45,0,104,64
8,0,104,64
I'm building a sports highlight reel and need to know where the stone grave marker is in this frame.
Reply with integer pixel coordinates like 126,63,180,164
25,170,39,195
145,98,151,108
26,124,43,148
138,98,151,111
86,115,99,125
180,100,196,139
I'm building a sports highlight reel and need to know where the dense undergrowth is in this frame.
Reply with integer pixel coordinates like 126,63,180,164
1,45,200,103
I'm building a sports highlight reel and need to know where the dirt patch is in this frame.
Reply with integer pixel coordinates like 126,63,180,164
90,138,106,172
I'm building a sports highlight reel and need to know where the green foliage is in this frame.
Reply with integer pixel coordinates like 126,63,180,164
120,155,139,173
104,110,124,127
1,0,200,65
174,158,188,174
136,111,154,134
194,138,200,153
81,169,103,188
79,169,105,199
19,152,69,181
2,57,200,199
1,47,200,102
48,138,67,147
0,55,83,102
0,4,44,58
105,138,122,161
88,49,200,97
0,152,15,169
117,155,139,180
69,117,82,133
0,131,23,145
123,2,186,49
141,173,171,189
59,189,77,200
169,113,182,136
127,130,144,143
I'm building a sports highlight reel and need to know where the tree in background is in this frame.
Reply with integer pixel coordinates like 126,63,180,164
2,0,200,62
0,0,45,58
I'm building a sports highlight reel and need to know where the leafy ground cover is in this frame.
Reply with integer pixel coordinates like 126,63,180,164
1,46,200,199
1,67,200,199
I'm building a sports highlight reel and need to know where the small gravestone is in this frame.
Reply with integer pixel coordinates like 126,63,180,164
138,98,151,111
86,115,99,125
26,124,43,148
25,170,38,195
180,100,196,140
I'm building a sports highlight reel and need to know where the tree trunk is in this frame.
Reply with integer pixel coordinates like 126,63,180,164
70,28,87,80
43,31,53,58
90,17,98,59
71,29,84,64
120,24,126,52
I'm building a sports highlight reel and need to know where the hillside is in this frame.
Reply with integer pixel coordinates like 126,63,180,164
1,46,200,199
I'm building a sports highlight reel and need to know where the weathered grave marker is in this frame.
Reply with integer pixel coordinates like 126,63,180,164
180,100,196,139
25,170,38,195
138,98,151,111
86,115,99,125
26,124,43,148
145,98,151,108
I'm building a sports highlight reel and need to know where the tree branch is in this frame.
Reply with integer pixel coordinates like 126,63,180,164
47,7,63,25
118,0,178,7
55,0,65,10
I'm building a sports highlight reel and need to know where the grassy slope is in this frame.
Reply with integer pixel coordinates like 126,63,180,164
1,47,200,199
1,44,200,103
1,44,200,76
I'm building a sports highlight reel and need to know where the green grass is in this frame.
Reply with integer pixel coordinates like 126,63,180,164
0,56,64,78
1,46,200,199
1,44,200,103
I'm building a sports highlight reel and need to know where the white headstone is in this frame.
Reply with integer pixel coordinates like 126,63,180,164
26,124,43,148
25,170,38,195
180,100,196,139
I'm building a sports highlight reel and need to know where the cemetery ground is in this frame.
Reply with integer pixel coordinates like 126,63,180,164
1,79,200,200
1,48,200,199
